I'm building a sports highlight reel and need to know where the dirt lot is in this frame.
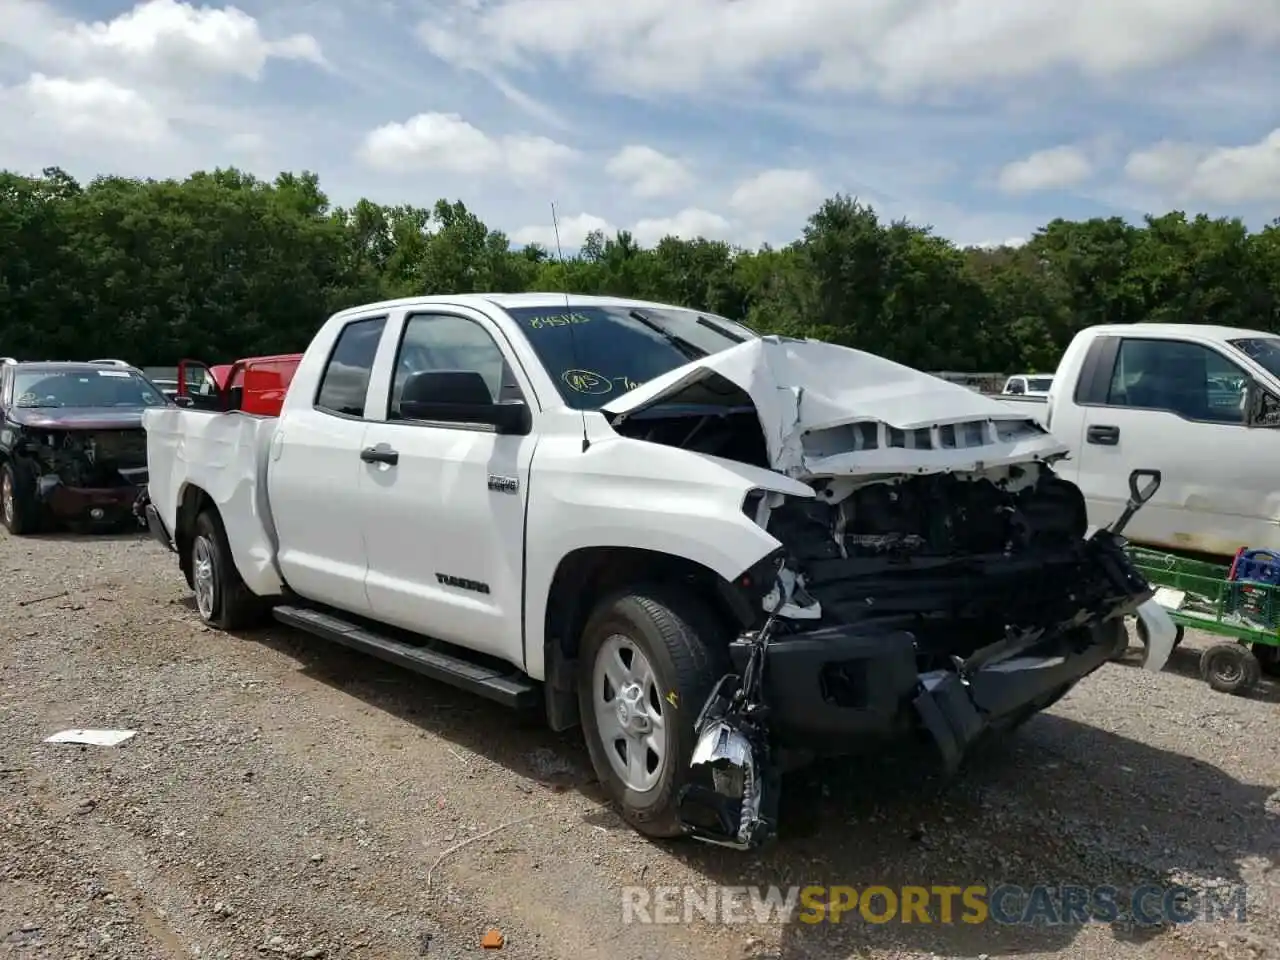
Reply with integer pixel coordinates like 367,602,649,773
1,530,1278,960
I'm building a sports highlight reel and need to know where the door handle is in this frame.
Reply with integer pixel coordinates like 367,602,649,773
1086,424,1120,445
360,446,399,465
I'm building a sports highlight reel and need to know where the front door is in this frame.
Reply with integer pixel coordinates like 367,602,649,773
1072,333,1280,555
359,309,537,666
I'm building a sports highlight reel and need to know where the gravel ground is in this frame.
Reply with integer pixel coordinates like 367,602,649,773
1,529,1278,960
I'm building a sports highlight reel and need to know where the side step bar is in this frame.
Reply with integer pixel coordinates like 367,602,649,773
272,605,540,709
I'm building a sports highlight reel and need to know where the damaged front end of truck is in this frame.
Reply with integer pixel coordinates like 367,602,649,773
601,336,1176,850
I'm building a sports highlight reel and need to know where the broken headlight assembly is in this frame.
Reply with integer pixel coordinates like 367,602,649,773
740,489,822,621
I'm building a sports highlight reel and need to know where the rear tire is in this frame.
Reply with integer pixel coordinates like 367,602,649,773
1,461,40,536
576,584,729,839
190,509,267,630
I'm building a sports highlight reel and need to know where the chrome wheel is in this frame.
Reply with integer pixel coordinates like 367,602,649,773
1,473,12,528
592,633,668,793
192,535,217,620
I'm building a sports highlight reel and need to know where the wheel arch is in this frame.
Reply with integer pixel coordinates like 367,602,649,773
540,545,764,732
174,482,214,587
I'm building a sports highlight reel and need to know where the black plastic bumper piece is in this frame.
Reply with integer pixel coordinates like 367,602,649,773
144,503,175,551
734,620,1117,766
913,672,985,772
728,624,920,740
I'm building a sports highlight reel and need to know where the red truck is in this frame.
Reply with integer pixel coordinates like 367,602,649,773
175,353,301,416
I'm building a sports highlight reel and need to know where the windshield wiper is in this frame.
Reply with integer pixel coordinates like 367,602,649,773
696,314,747,343
627,310,707,361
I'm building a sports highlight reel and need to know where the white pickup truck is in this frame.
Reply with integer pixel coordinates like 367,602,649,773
999,323,1280,559
140,293,1175,849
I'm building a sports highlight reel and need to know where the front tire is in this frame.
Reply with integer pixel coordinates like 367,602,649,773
1,461,39,536
190,509,266,630
576,584,729,839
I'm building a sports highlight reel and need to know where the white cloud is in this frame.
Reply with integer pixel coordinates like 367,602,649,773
4,0,323,82
632,208,732,246
415,0,1280,99
1125,129,1280,203
729,168,825,227
357,113,578,181
973,236,1029,250
512,207,731,248
10,74,169,144
605,145,694,198
514,212,616,249
997,145,1093,194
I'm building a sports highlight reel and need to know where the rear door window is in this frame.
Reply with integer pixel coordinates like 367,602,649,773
314,316,387,418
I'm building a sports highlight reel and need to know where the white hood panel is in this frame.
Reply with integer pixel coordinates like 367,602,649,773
601,336,1068,478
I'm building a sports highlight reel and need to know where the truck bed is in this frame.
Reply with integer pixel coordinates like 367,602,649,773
143,407,285,597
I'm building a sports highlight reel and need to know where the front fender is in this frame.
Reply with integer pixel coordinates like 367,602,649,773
522,433,813,680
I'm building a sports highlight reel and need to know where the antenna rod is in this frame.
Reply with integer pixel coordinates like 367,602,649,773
551,201,590,452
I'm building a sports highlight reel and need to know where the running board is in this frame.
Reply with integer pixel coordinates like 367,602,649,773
271,605,539,709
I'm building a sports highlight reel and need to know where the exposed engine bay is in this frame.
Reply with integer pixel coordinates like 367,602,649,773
759,463,1137,662
618,406,1164,851
13,429,149,526
21,430,148,486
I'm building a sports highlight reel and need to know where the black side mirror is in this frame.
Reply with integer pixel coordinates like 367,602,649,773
1244,378,1262,425
398,370,532,435
174,395,193,408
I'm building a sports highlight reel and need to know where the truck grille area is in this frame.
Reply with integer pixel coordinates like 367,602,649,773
800,416,1049,460
767,466,1149,669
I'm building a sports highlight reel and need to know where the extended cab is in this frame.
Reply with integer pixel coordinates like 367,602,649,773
140,294,1175,849
1014,323,1280,559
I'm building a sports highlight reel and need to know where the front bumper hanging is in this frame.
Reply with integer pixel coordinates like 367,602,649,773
675,618,781,850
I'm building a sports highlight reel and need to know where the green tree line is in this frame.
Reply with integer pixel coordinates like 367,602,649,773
3,165,1279,373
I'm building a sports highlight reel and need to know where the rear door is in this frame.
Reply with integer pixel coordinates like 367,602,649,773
268,314,389,614
1071,333,1280,554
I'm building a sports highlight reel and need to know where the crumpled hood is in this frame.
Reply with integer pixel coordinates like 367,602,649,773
601,336,1068,477
7,407,147,431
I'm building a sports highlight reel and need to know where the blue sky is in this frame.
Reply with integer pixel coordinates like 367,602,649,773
1,0,1278,250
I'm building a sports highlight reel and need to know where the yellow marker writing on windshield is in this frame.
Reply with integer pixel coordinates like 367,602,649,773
529,312,592,329
561,369,613,395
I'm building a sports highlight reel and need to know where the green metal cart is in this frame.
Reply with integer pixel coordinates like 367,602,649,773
1124,546,1280,695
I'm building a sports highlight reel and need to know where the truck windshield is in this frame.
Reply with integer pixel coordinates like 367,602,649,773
1228,337,1280,381
1027,377,1053,391
503,303,758,410
13,369,167,408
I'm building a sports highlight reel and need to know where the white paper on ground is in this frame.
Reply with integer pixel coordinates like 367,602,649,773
44,729,137,746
